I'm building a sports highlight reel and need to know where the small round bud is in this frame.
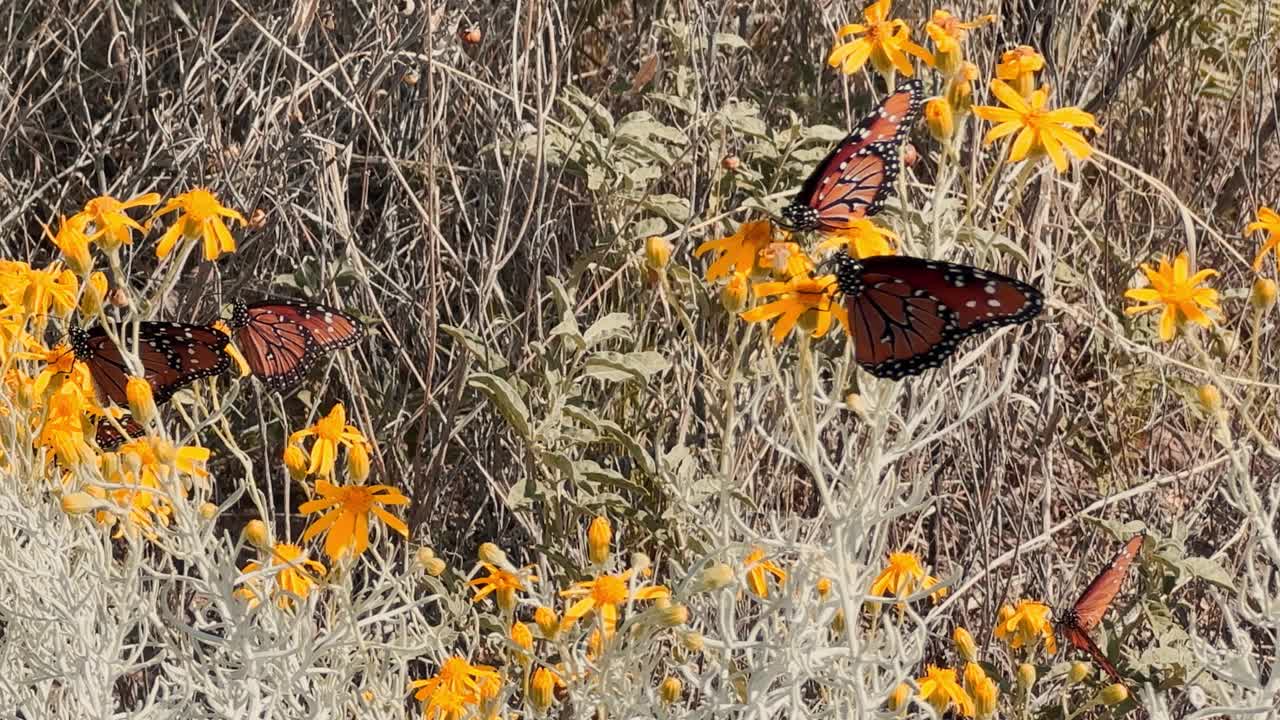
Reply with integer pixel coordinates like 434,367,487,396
952,626,977,662
199,501,218,520
1097,683,1129,706
478,542,507,566
924,98,955,142
681,631,704,652
80,272,109,317
816,577,832,598
423,557,446,576
244,519,271,549
697,562,735,591
659,676,682,705
1068,661,1092,685
461,27,481,44
1251,277,1277,312
347,442,371,482
587,515,611,565
283,445,308,482
401,69,420,86
107,287,130,308
721,272,750,312
1197,383,1222,413
720,155,741,171
534,605,559,639
886,682,911,712
510,621,533,655
1016,662,1036,691
656,603,688,627
644,236,672,273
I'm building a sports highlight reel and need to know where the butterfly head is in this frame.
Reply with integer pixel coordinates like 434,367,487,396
229,302,251,330
779,203,819,232
1053,607,1080,629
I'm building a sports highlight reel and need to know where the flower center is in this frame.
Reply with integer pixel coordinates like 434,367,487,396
85,197,124,216
592,574,629,605
182,189,220,222
315,414,345,442
341,486,375,513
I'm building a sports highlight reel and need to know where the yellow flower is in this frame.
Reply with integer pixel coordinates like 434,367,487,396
80,271,108,317
410,657,501,717
534,605,559,639
887,682,911,713
994,599,1057,654
21,340,82,398
645,235,672,272
81,192,160,251
974,80,1100,173
20,263,78,320
953,627,978,662
744,547,787,598
963,661,987,691
468,561,537,611
289,403,368,478
916,665,974,716
818,218,899,259
35,386,95,468
1245,206,1280,273
739,274,847,344
694,220,776,281
561,569,669,637
870,551,948,602
0,259,32,308
828,0,932,79
298,478,410,561
759,242,814,279
721,271,751,312
126,377,157,426
996,45,1046,97
46,215,93,274
237,542,326,608
152,188,246,261
1123,251,1220,342
925,10,994,73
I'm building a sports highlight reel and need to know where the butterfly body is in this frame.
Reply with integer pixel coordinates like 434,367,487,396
781,81,922,232
225,299,364,391
69,322,232,406
1057,533,1146,683
834,253,1043,379
93,414,147,451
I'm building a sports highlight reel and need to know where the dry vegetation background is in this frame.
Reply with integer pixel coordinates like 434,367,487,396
1,0,1279,718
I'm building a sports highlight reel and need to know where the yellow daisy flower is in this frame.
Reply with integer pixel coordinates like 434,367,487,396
1123,251,1220,342
744,547,787,598
973,80,1100,173
1245,205,1280,273
739,274,848,344
153,187,245,261
816,217,899,259
288,403,369,478
561,569,669,637
237,543,327,609
869,551,948,602
916,665,974,716
299,478,410,561
828,0,932,79
694,220,776,281
994,599,1057,654
81,192,161,251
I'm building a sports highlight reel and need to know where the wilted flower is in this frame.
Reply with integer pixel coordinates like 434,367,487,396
994,599,1057,654
996,45,1046,97
721,271,751,312
916,665,974,716
759,241,815,279
695,220,776,281
925,10,994,73
870,551,947,602
744,547,787,598
81,192,160,251
1123,252,1220,342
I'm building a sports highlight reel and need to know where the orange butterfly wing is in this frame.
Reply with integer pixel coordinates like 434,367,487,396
1063,624,1124,683
1072,533,1145,631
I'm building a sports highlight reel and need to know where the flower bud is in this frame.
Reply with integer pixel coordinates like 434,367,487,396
61,491,100,515
963,661,986,690
461,27,481,45
244,519,271,549
510,621,533,659
80,272,108,317
529,668,556,712
886,682,911,712
125,377,157,426
659,676,682,705
497,585,517,613
953,626,977,662
478,542,508,566
721,155,741,171
347,442,370,482
973,676,999,718
947,62,978,113
401,69,420,87
697,562,735,591
199,501,218,520
644,236,672,273
283,445,308,482
1097,683,1129,706
534,605,559,639
655,603,688,627
831,608,846,633
1197,383,1222,414
587,515,611,565
423,557,446,576
722,272,750,312
816,577,832,598
682,631,704,652
924,98,955,142
1068,661,1092,685
1016,662,1036,691
1251,277,1276,312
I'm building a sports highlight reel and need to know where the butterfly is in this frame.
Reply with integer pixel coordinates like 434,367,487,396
68,322,232,406
93,414,147,451
1057,533,1146,683
832,253,1043,380
221,299,364,391
780,80,922,232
